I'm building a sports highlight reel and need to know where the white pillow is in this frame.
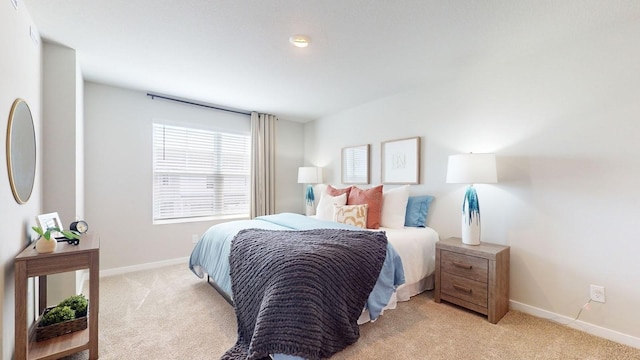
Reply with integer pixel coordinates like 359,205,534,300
380,185,410,229
316,192,347,221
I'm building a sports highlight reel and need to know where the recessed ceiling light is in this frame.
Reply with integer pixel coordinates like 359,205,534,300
289,35,311,48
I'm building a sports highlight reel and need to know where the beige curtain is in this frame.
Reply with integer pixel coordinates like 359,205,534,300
250,112,277,218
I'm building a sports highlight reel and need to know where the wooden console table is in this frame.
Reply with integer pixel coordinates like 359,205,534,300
15,232,99,360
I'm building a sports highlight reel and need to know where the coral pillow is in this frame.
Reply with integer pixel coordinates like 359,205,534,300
333,204,368,229
347,185,383,229
326,185,352,198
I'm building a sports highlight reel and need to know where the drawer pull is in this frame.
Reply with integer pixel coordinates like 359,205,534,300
452,261,472,270
453,284,472,294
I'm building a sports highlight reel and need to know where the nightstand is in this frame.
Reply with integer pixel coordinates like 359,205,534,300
15,233,100,360
434,237,510,324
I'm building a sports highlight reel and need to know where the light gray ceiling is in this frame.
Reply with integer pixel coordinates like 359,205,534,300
22,0,640,122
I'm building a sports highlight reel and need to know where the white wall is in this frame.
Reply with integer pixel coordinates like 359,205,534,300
84,82,305,270
275,118,306,213
306,17,640,343
0,3,42,359
42,42,84,305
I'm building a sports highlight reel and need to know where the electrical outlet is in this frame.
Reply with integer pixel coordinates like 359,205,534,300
191,234,199,244
590,284,606,303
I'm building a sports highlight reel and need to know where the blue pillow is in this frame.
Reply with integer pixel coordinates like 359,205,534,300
404,195,434,227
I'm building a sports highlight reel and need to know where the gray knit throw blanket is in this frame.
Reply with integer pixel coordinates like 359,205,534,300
221,228,388,360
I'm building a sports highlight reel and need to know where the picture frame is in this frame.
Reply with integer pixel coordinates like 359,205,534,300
36,212,64,237
342,144,370,184
381,137,421,184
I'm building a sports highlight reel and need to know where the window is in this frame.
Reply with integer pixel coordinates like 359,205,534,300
153,123,250,222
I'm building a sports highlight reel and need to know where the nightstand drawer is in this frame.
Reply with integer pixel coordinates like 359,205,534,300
441,273,488,308
441,250,488,283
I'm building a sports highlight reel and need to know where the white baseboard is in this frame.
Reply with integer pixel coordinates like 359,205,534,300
510,300,640,349
99,257,189,278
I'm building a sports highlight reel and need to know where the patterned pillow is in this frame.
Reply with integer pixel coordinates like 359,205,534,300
333,204,368,229
347,185,383,229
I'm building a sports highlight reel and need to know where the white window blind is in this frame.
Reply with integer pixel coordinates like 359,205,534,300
153,123,250,221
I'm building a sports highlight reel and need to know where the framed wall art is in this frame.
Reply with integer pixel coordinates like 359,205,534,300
36,212,64,237
381,137,420,184
341,144,370,184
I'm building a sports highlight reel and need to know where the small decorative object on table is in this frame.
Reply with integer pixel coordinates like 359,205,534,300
69,220,89,234
34,211,82,248
36,294,89,341
32,225,81,253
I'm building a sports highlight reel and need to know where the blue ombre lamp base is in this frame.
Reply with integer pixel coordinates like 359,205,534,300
298,166,322,216
461,185,481,245
305,184,315,206
304,184,315,216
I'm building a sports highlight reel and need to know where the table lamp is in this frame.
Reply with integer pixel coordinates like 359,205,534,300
446,153,497,245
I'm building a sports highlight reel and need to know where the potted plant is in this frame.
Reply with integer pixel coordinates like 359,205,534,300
32,226,80,253
36,294,89,341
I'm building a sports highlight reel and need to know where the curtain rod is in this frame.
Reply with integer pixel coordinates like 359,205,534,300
146,92,251,116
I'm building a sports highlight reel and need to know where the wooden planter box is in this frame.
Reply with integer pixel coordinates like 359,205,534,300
35,306,88,342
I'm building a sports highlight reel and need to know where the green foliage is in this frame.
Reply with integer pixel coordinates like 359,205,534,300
58,294,88,317
32,226,81,241
38,294,89,327
40,306,75,327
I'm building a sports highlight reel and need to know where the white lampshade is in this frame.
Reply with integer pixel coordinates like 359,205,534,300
297,167,323,184
446,153,497,184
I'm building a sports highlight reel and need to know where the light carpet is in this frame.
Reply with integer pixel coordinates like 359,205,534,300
62,264,640,360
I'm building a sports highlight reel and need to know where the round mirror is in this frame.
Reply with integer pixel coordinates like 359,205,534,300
6,98,36,204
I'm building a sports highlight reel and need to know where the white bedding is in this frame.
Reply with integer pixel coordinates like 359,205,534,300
378,226,439,300
308,215,439,301
355,225,439,324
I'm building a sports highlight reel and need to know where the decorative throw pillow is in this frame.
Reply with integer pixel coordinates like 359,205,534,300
380,185,410,229
333,204,368,229
316,192,348,221
404,195,435,227
326,185,353,198
347,185,383,229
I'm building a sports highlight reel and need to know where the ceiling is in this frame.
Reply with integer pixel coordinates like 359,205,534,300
22,0,639,122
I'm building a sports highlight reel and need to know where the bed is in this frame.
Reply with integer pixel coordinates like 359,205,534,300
189,213,439,306
189,212,439,359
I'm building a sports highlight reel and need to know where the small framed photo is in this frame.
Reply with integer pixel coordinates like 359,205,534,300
381,137,421,184
37,212,64,237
